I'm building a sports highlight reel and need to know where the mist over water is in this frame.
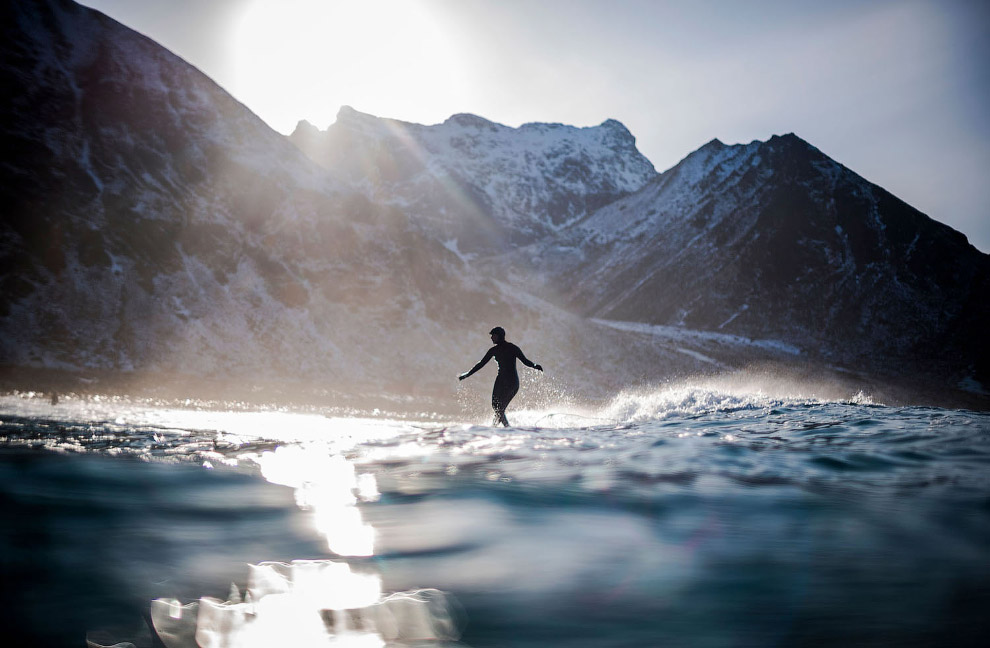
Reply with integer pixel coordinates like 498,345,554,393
2,379,989,646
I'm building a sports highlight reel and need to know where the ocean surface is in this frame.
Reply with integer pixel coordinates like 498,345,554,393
1,381,989,647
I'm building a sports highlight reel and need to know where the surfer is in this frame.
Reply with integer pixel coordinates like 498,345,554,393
459,327,543,427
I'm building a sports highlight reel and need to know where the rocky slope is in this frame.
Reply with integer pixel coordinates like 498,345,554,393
1,0,354,373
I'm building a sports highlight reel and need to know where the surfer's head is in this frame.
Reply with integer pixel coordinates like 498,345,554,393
489,326,506,343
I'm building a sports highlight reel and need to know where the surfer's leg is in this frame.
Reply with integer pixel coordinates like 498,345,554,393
497,391,511,426
492,377,517,427
492,377,518,427
492,388,507,426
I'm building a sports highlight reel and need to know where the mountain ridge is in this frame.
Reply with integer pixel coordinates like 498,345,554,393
531,130,989,384
288,105,658,251
0,0,718,409
1,0,986,408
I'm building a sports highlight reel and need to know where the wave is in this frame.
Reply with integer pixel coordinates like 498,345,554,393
597,374,876,423
461,371,879,429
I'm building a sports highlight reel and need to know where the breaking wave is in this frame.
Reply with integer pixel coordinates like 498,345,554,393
599,378,875,423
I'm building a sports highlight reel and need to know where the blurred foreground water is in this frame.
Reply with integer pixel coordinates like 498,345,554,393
1,383,989,647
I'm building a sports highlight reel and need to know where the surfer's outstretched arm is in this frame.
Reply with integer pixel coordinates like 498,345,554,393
516,347,543,372
459,347,495,381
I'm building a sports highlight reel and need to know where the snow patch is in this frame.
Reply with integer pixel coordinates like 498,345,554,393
442,238,474,262
592,319,802,356
718,304,749,330
674,347,722,366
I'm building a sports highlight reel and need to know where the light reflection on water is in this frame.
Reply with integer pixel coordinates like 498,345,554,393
0,394,466,647
142,437,466,648
149,561,458,648
253,446,378,557
143,413,463,647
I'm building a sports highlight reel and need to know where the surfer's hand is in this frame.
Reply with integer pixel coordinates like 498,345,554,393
458,373,468,381
535,364,543,372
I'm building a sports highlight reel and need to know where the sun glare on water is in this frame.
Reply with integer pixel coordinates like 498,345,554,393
228,0,464,132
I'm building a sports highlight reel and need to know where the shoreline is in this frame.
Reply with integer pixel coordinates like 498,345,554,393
1,363,986,416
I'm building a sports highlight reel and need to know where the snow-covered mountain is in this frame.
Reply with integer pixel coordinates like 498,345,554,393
528,134,990,382
0,0,708,408
1,0,985,407
289,107,656,251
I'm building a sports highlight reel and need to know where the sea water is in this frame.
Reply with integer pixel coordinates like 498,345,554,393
1,383,988,647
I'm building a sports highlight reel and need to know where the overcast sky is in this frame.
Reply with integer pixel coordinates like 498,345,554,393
79,0,990,252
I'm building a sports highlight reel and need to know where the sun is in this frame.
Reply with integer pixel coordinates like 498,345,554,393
227,0,464,133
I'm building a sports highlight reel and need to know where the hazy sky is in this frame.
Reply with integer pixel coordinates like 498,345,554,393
79,0,990,252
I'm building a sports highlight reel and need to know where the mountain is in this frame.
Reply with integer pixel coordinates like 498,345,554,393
0,0,463,385
0,0,711,408
528,134,990,384
1,0,985,408
289,107,656,251
0,0,356,373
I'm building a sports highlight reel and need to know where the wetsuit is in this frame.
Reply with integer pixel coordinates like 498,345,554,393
462,341,539,426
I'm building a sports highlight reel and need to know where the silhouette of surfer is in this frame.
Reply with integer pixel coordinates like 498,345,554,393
459,327,543,426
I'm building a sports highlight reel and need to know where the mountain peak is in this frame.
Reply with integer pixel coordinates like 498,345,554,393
335,105,387,124
765,132,817,153
292,119,320,136
336,105,360,119
444,113,498,129
598,118,636,146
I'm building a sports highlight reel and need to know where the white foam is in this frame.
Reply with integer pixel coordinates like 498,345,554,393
598,376,876,422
